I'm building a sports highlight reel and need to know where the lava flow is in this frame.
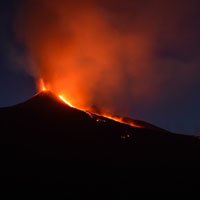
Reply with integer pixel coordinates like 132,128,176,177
102,114,142,128
38,79,142,128
58,95,74,108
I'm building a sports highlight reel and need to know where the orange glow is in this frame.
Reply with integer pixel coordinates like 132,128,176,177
36,79,142,128
17,0,156,122
58,95,74,108
39,79,47,92
56,92,141,128
29,0,145,130
37,78,142,128
35,86,141,128
102,114,142,128
57,93,142,128
18,0,187,131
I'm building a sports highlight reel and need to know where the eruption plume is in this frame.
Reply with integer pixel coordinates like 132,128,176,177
15,0,154,115
15,0,200,132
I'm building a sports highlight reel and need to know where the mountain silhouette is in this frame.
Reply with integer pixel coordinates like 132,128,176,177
0,91,199,194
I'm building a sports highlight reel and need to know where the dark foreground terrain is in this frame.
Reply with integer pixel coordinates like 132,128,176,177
0,91,199,196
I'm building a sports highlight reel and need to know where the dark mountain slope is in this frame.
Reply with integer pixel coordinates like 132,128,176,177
0,91,199,194
0,91,199,165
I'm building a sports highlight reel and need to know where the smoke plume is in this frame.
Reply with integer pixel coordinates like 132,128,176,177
15,0,200,120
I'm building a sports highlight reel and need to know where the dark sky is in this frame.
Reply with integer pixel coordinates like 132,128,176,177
0,0,36,106
0,0,200,135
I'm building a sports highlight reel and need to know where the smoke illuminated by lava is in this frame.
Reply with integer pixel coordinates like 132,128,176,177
16,0,155,115
15,0,200,129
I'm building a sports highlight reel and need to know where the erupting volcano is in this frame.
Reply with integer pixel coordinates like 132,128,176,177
1,0,200,194
0,86,199,167
36,79,166,130
0,84,199,193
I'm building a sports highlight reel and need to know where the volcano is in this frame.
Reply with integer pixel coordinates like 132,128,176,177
0,91,199,166
0,91,199,194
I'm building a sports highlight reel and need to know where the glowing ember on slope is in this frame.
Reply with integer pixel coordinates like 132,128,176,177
102,114,142,128
58,95,74,108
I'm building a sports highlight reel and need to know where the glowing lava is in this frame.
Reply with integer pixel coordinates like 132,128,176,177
58,94,142,128
37,79,142,128
39,79,47,91
58,95,74,108
57,93,142,128
102,114,142,128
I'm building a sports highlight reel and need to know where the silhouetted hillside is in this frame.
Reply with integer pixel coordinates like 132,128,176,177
0,91,199,194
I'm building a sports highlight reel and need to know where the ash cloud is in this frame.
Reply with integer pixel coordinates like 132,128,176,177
15,0,200,132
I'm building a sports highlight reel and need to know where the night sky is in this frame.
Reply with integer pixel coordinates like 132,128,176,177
1,0,200,135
